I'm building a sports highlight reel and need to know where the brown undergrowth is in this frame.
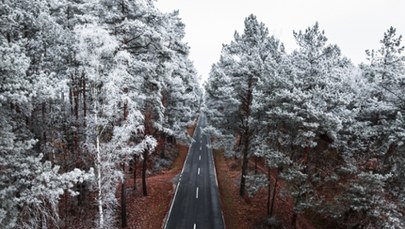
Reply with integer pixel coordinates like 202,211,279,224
214,150,316,229
124,122,196,228
125,144,189,229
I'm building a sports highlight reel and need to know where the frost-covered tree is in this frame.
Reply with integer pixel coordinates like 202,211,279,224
0,1,93,228
74,21,159,228
161,11,201,144
205,13,405,227
102,0,166,197
163,57,201,143
1,0,200,228
235,21,360,226
330,27,405,228
277,23,356,227
206,14,284,196
204,61,240,155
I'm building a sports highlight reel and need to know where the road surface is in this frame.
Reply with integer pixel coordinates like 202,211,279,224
164,114,225,229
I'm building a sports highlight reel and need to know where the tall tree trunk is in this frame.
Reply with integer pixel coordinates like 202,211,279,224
239,75,254,197
6,32,10,43
42,102,47,145
239,133,250,196
291,211,297,229
69,82,74,116
94,89,104,228
96,135,104,228
74,86,79,120
254,156,258,174
63,192,68,229
160,133,166,158
71,74,79,157
270,170,279,216
121,164,127,228
133,155,137,191
82,74,87,120
267,167,271,216
120,90,129,227
142,150,148,196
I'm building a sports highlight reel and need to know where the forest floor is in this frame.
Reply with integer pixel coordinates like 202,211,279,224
214,150,317,229
214,150,270,229
125,143,189,229
125,124,196,229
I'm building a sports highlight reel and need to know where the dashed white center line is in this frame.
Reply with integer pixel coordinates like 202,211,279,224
196,187,199,199
198,168,200,175
193,223,196,229
199,155,201,161
200,146,202,150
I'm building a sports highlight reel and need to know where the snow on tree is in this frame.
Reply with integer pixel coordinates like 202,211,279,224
330,26,405,228
73,21,158,228
205,14,286,196
270,23,360,227
161,11,202,143
0,1,94,228
99,0,167,197
1,0,201,227
204,62,240,157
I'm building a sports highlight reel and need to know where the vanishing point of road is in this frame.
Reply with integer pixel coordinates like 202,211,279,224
164,113,225,229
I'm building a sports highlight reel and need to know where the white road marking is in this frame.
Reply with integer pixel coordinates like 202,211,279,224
198,168,200,175
200,146,202,150
196,187,199,199
193,224,196,229
199,155,201,161
164,116,200,229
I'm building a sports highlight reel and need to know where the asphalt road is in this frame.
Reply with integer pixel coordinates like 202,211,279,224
164,113,225,229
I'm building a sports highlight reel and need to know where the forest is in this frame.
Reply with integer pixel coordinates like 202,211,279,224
1,0,201,228
1,0,405,229
204,14,405,228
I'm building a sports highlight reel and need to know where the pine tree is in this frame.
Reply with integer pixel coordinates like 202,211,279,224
0,1,93,228
205,14,284,196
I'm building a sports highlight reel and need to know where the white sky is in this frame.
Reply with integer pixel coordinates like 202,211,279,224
155,0,405,81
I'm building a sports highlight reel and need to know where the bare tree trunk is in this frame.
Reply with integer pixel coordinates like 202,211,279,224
160,133,166,158
291,211,297,229
69,78,73,114
74,83,79,120
267,167,271,216
63,192,68,229
239,134,250,196
254,156,258,174
6,32,10,43
71,74,79,159
121,164,127,228
133,156,137,191
82,74,87,120
142,150,148,196
239,75,253,197
94,88,104,228
121,94,128,227
96,134,104,228
270,170,279,216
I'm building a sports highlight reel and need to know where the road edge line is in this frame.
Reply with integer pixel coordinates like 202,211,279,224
162,114,200,229
207,128,226,229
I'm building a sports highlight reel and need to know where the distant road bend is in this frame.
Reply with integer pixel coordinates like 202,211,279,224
164,113,225,229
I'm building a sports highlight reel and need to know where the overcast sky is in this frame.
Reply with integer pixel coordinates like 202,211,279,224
155,0,405,81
